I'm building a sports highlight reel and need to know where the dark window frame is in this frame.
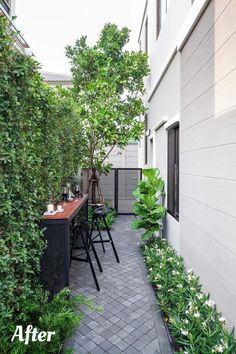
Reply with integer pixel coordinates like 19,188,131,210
167,125,179,221
145,18,148,54
144,114,148,165
156,0,161,39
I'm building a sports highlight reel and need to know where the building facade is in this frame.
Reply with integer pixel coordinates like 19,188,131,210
0,0,15,18
41,71,73,88
139,0,236,329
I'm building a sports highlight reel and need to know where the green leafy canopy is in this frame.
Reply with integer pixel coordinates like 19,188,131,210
66,23,150,174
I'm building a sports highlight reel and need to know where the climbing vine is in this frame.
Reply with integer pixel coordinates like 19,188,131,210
0,16,84,350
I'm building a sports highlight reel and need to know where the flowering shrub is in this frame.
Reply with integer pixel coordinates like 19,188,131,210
143,238,236,353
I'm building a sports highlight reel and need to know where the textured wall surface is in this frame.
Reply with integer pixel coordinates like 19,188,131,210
180,0,236,329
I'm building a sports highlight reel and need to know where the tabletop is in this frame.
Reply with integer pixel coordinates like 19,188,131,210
42,194,88,221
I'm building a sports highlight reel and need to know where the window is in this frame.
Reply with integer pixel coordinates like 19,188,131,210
145,18,148,54
144,114,148,164
156,0,161,38
156,0,170,38
167,125,179,220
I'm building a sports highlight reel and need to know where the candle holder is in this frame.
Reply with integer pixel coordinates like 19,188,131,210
47,202,55,213
62,186,68,201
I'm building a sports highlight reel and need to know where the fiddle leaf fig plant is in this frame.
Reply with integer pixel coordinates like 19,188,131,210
131,168,166,240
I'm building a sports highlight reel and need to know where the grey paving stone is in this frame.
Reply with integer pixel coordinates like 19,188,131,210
69,216,173,354
107,345,122,354
90,346,105,354
99,339,113,351
133,339,147,351
108,334,121,345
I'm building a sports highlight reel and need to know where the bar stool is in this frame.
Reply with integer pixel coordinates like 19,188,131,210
70,219,102,291
90,206,120,263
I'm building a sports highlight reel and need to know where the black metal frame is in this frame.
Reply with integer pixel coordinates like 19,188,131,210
112,168,142,215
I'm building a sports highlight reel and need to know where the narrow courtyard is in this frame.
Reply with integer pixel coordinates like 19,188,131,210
69,216,173,354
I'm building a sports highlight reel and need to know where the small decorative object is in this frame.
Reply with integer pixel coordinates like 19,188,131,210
74,184,81,198
67,183,74,200
57,205,63,212
47,202,54,213
62,186,68,201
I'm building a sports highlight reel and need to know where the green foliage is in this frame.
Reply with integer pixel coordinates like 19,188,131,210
0,288,103,354
131,168,166,240
66,23,150,174
0,16,85,350
143,238,236,353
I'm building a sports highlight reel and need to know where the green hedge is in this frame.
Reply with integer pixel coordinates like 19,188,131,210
0,17,85,351
143,238,236,353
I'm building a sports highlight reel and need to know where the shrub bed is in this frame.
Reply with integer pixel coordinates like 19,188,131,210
143,237,236,353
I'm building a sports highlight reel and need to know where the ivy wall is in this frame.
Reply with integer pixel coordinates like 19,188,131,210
0,16,82,344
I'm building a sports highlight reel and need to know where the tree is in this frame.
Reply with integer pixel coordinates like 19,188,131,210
66,23,149,203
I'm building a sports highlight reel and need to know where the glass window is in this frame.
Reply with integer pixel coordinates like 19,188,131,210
167,125,179,220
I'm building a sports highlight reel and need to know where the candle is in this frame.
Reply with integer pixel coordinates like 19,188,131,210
57,205,63,212
47,203,54,213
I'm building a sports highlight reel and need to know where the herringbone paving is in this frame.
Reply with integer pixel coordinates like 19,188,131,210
69,216,173,354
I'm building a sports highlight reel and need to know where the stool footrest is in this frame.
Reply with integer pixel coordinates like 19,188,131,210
71,257,88,262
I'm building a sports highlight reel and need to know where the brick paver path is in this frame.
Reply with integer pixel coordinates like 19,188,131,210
69,216,173,354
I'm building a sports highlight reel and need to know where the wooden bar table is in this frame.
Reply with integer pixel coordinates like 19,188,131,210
40,195,88,299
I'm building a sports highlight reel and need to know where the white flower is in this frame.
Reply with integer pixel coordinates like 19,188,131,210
168,288,174,292
187,274,197,281
205,299,215,308
184,319,189,324
167,257,173,261
149,267,153,271
219,317,226,324
180,329,189,336
212,344,224,353
194,311,200,318
196,293,203,300
187,269,193,274
172,270,179,276
177,284,183,289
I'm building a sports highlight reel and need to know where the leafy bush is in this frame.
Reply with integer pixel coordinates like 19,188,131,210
0,16,85,351
131,168,166,240
0,288,103,354
143,238,236,353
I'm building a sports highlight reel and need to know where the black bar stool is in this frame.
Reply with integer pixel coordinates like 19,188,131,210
90,206,120,263
70,219,102,291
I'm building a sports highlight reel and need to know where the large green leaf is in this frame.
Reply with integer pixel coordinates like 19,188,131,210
131,219,147,230
133,203,148,216
142,168,160,180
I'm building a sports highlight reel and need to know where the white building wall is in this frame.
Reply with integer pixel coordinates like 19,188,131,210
139,0,236,328
180,0,236,329
105,143,138,168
